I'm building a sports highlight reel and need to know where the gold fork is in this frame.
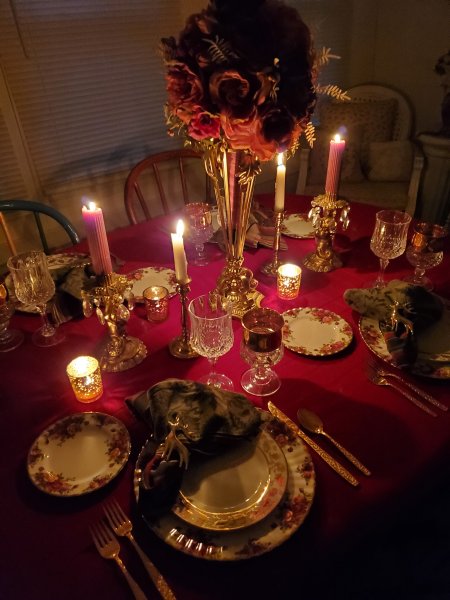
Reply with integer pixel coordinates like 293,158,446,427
90,521,148,600
104,500,176,600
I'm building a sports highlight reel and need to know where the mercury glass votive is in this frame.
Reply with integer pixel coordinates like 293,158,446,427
66,356,103,403
143,286,169,322
277,264,302,299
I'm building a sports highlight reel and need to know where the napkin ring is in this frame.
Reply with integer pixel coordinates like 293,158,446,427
161,417,191,469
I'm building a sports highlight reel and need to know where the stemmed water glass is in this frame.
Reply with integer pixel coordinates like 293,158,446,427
188,292,234,390
240,307,284,396
184,202,213,266
7,250,64,347
370,209,411,288
404,222,447,291
0,283,24,352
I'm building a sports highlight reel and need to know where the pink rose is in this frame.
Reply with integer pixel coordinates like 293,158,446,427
221,110,277,161
188,109,221,141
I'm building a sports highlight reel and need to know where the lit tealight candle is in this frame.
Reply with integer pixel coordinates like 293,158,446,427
277,263,302,299
171,219,189,283
66,356,103,403
274,152,286,213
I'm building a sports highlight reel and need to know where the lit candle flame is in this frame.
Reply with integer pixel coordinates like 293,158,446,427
277,152,284,166
88,201,97,211
334,134,341,143
176,219,184,237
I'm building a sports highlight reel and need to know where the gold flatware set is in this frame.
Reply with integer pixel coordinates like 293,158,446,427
91,501,176,600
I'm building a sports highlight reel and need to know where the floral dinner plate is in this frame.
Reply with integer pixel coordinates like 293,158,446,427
283,307,353,356
173,429,288,531
359,300,450,379
281,213,315,239
134,418,315,561
27,412,130,497
126,266,177,302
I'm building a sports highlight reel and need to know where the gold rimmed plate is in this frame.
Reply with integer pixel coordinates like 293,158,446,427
134,418,315,561
281,213,315,239
172,429,288,531
283,307,353,356
125,266,177,302
27,412,130,497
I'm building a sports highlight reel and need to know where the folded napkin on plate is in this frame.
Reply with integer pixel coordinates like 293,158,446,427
126,378,263,518
51,264,93,322
211,201,288,250
344,280,444,366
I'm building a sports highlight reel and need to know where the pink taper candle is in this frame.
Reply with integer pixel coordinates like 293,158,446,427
325,134,346,196
81,201,113,276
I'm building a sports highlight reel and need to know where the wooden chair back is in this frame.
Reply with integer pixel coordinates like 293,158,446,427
124,149,211,225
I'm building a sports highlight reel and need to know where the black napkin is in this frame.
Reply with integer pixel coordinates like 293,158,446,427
126,378,263,518
344,280,444,366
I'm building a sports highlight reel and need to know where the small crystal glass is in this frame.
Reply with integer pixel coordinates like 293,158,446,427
370,210,411,288
0,285,24,352
404,222,446,291
189,292,234,390
277,264,302,299
7,251,64,347
240,307,284,396
143,286,169,322
184,202,213,266
66,356,103,403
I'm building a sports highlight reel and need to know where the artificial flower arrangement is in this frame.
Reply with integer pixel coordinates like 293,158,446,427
161,0,348,163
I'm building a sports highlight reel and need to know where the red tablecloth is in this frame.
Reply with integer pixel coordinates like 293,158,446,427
1,194,449,599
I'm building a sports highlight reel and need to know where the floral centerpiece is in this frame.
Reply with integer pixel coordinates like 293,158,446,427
161,0,345,315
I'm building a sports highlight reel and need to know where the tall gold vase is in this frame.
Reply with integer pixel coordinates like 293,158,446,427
203,146,263,319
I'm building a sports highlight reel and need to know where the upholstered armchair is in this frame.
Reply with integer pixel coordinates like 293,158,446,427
296,84,424,215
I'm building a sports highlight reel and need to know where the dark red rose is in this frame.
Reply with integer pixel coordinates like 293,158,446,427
166,62,203,115
209,69,261,119
188,109,221,141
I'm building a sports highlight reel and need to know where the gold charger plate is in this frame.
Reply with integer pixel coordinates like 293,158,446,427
134,418,315,561
173,429,288,531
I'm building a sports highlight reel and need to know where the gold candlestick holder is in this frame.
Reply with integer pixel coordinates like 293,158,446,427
303,192,350,272
82,273,147,372
169,279,198,359
260,211,284,277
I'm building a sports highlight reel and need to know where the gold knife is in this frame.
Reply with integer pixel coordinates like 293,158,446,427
267,401,359,487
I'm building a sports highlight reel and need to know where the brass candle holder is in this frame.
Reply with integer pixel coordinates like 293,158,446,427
169,279,198,359
260,210,284,277
303,192,350,272
82,273,147,372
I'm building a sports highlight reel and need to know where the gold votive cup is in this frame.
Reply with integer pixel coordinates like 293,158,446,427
66,356,103,403
277,264,302,299
242,307,284,353
143,286,169,323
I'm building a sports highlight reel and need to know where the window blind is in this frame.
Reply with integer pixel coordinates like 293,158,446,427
0,0,185,198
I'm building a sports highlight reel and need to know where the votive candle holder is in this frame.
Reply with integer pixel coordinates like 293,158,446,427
66,356,103,403
277,264,302,299
143,286,169,322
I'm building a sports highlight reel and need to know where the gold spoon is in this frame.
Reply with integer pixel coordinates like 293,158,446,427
297,408,371,476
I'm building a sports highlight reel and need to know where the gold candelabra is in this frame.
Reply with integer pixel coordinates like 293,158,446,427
303,192,350,272
260,211,284,277
82,273,147,372
169,279,198,359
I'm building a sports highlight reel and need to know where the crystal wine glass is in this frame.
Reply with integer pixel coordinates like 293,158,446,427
7,251,64,347
189,292,234,390
240,307,284,396
184,202,213,266
370,209,411,288
0,283,24,352
404,222,447,291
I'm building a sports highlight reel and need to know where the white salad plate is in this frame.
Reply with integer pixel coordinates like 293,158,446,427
281,213,315,239
173,429,288,531
27,412,130,497
134,418,315,561
283,307,353,356
125,266,177,302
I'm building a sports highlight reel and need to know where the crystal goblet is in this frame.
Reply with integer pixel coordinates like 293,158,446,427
240,307,284,396
189,292,234,390
184,202,213,266
404,222,446,291
370,209,411,288
0,284,24,352
7,251,64,347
